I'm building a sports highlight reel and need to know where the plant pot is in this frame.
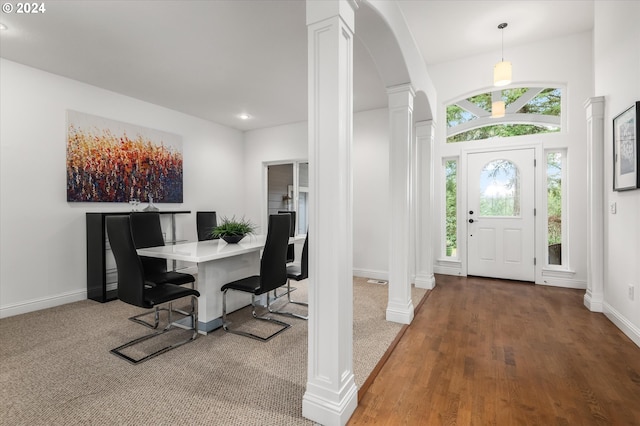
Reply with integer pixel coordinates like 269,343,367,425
222,235,244,244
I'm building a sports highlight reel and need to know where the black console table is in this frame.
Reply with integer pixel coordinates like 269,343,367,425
86,211,190,302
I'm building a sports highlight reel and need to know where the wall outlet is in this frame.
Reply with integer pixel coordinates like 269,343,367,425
629,284,635,301
610,202,617,214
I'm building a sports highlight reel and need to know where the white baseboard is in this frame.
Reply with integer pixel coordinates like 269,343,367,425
539,268,585,289
353,268,388,281
603,302,640,348
0,289,87,319
433,265,464,276
536,278,586,289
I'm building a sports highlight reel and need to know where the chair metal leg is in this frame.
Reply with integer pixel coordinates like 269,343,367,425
222,290,290,341
273,284,297,300
111,295,199,364
170,280,197,316
286,279,308,307
129,278,197,328
270,279,308,320
129,306,164,329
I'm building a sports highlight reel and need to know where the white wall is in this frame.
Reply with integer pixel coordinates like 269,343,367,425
593,1,640,346
353,108,390,279
427,31,593,288
243,108,390,279
0,59,245,318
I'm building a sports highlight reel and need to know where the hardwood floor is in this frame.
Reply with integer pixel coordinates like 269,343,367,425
349,274,640,425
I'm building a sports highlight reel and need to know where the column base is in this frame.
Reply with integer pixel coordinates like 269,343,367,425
302,379,358,426
584,289,604,312
386,299,414,324
414,273,435,289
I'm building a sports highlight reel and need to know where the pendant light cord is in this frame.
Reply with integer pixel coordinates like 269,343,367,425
498,23,508,62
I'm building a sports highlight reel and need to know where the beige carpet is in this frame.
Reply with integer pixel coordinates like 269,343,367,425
0,278,426,425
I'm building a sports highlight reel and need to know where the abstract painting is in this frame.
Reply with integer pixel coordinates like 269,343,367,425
613,102,639,191
66,110,183,202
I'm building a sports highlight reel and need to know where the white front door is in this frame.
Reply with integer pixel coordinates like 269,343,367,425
467,148,535,282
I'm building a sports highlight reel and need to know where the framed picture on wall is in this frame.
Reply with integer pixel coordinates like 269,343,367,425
613,101,639,191
66,110,184,202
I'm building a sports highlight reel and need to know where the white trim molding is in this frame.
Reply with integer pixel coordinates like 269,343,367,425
353,268,388,282
0,289,87,319
540,268,585,289
434,258,463,276
604,302,640,348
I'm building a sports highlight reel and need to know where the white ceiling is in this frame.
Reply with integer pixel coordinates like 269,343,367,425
0,0,593,131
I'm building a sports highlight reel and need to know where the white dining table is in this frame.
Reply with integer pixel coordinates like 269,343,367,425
137,234,304,334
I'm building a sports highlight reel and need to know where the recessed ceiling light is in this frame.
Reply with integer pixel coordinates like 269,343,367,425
0,23,8,31
238,113,251,120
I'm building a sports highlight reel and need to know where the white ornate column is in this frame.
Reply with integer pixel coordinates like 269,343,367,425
386,84,415,324
414,120,436,289
303,1,358,425
584,96,605,312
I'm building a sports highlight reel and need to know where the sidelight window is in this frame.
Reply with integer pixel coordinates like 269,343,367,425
546,151,565,266
444,159,457,257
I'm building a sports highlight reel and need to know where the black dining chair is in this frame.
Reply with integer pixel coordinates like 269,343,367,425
129,212,196,328
220,214,291,341
274,210,296,299
106,215,200,364
272,232,308,320
278,210,296,263
196,211,218,241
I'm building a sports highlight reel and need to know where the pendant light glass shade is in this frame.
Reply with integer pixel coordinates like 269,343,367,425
492,100,506,118
493,23,511,87
494,60,512,86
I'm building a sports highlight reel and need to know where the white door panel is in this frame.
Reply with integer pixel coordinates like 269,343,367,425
467,149,535,281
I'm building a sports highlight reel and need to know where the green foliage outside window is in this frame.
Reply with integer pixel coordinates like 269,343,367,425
547,153,562,245
445,160,457,256
479,160,520,217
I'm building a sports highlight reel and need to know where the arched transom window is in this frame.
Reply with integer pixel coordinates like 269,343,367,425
447,87,561,143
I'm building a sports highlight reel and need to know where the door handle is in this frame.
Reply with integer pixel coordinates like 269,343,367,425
469,219,475,223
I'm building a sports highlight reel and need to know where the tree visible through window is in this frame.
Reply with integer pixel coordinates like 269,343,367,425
445,160,457,257
447,87,561,143
547,152,563,265
479,160,520,217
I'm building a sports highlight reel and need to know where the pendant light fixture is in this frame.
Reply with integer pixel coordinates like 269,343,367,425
492,99,506,118
493,22,511,87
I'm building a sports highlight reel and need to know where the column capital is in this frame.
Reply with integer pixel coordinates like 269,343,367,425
306,0,357,31
415,120,435,136
584,96,605,118
387,83,415,96
387,84,415,110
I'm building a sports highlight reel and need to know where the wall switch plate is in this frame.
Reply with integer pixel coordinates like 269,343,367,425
610,202,617,214
629,285,635,301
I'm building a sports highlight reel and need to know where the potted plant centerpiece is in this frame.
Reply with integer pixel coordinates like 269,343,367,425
211,215,256,243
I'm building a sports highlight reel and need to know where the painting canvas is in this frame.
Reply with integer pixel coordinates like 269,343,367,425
67,111,183,202
613,102,639,191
